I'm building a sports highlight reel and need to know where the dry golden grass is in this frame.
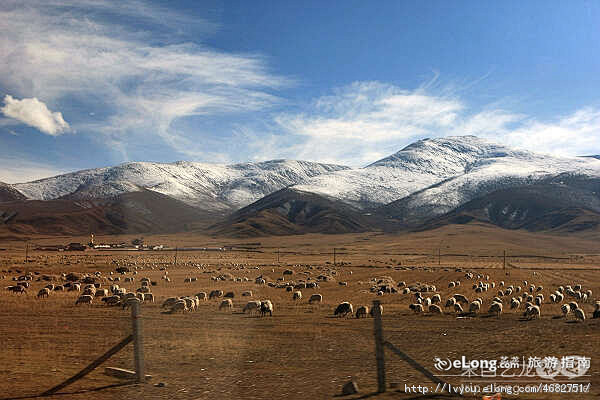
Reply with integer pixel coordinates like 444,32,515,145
1,226,599,399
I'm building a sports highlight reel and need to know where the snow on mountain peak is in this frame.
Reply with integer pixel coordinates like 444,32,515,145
13,159,350,212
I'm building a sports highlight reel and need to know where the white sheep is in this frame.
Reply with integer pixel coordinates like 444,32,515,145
75,294,93,305
561,303,570,317
219,298,233,311
469,301,481,314
170,300,188,313
243,300,261,314
525,305,541,320
308,293,323,304
334,302,353,317
409,303,424,313
355,306,369,318
489,302,503,317
37,288,50,298
429,304,443,314
293,291,302,301
574,308,586,322
260,300,274,316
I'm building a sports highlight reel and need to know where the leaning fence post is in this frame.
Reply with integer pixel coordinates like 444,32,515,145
131,301,145,383
373,300,386,393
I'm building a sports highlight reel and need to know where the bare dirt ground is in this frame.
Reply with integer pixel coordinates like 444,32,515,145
1,225,599,400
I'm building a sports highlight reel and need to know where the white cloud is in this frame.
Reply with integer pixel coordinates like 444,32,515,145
0,157,66,184
1,95,70,135
0,0,288,157
247,81,600,166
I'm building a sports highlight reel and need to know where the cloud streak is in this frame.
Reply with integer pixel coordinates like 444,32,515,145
1,95,70,135
0,0,288,157
246,81,600,166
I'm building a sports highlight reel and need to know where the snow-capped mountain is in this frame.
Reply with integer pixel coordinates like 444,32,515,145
293,136,600,216
6,135,600,236
13,160,349,212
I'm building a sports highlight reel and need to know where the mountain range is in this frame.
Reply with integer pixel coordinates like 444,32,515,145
2,136,600,237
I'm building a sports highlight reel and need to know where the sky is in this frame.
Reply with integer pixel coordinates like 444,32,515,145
1,0,599,183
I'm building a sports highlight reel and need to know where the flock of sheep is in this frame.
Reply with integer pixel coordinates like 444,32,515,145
4,261,600,327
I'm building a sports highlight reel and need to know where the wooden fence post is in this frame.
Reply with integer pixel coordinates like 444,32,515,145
131,301,145,383
372,300,386,393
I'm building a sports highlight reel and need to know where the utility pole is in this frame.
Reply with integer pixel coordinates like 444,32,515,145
174,247,178,267
333,248,336,265
277,248,280,263
25,240,29,263
438,248,441,266
503,249,506,270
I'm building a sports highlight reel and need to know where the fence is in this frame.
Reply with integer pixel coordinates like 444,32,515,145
372,300,458,396
41,301,147,396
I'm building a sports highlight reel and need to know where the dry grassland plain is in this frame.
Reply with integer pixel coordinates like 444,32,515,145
1,225,599,400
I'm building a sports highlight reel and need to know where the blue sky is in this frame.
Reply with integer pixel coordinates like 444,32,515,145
1,0,599,182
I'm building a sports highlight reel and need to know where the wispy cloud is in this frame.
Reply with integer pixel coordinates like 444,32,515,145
1,95,70,135
245,81,600,166
0,157,67,184
0,0,288,157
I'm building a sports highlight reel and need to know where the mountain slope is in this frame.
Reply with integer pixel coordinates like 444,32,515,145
0,189,212,236
0,182,26,203
291,137,600,223
292,136,546,209
211,188,377,237
415,177,600,233
13,160,349,213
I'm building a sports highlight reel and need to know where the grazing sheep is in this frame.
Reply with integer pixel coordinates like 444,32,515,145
95,289,109,297
68,283,81,292
489,302,503,317
453,303,463,313
102,296,121,306
37,288,50,298
453,294,469,304
170,300,188,313
135,292,145,301
54,285,64,291
219,298,233,311
469,301,481,314
569,301,579,311
308,294,323,304
260,300,274,316
242,291,253,297
525,305,541,320
409,303,424,314
593,302,600,319
192,292,206,301
574,308,586,322
429,304,443,314
224,291,235,298
243,301,261,314
431,294,441,304
209,290,224,299
561,304,571,317
162,297,179,308
355,306,369,318
75,295,93,305
370,303,383,317
445,297,456,308
293,291,302,301
510,299,520,309
122,297,141,309
334,302,353,317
